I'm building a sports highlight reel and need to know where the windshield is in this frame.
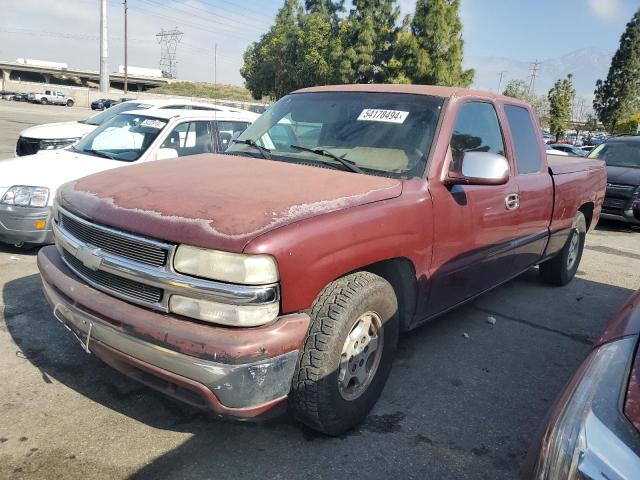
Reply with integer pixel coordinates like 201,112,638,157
83,101,152,126
588,140,640,168
226,92,444,178
73,113,168,162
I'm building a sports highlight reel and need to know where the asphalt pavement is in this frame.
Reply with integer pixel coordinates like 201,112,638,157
0,99,639,479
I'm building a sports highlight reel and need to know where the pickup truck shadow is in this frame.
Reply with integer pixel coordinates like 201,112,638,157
0,243,40,256
3,270,635,479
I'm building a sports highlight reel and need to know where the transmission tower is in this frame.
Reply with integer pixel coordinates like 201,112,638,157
156,28,183,79
527,60,541,94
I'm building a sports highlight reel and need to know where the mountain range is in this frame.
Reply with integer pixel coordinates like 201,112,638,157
464,47,613,100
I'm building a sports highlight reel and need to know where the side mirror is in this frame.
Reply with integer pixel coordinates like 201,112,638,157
633,200,640,221
155,147,178,161
446,151,510,186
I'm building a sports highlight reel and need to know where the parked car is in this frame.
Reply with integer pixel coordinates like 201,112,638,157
588,135,640,225
11,92,30,102
28,90,74,107
546,144,569,156
15,99,258,156
91,98,121,110
0,109,255,247
526,205,640,479
549,144,587,156
36,85,606,435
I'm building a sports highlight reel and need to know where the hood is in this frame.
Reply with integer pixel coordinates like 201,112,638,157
0,150,128,203
596,289,640,346
58,154,403,252
606,165,640,186
20,121,96,140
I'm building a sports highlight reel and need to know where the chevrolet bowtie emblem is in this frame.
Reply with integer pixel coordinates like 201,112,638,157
76,246,103,271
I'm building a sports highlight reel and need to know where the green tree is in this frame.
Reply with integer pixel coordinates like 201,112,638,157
295,11,338,87
593,9,640,131
407,0,474,86
240,0,302,99
548,74,576,141
341,0,402,83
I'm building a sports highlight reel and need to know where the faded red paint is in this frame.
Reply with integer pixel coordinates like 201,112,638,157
59,154,402,253
38,246,310,363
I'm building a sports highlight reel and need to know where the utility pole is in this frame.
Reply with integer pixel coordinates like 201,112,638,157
214,43,217,102
156,28,183,79
497,70,507,93
123,0,128,94
100,0,109,93
527,60,540,95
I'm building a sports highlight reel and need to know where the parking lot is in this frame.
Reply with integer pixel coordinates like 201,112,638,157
0,100,639,480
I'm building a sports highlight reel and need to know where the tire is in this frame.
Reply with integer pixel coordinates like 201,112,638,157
540,211,586,286
40,98,48,105
66,99,74,107
290,271,399,436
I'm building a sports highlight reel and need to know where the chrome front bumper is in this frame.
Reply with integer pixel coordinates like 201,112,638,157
41,278,299,410
0,204,53,245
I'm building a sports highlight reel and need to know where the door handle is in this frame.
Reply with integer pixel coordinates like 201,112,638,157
505,193,520,211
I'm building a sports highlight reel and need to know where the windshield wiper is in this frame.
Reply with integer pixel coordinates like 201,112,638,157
290,145,363,174
83,149,117,160
232,139,271,159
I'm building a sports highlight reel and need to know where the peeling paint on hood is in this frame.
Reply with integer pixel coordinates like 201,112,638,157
58,154,403,252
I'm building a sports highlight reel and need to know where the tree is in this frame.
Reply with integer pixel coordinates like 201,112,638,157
341,0,402,83
407,0,474,86
548,74,576,141
593,9,640,131
502,79,547,124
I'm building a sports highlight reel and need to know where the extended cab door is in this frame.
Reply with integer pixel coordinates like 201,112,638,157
502,104,554,271
426,101,521,316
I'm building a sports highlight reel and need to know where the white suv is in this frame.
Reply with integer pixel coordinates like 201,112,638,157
1,108,258,247
16,99,258,156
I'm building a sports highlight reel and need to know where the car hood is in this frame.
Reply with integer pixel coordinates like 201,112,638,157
0,150,128,203
20,121,97,140
606,165,640,186
58,154,403,252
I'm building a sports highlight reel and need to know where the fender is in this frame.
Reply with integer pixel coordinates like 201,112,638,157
244,180,434,314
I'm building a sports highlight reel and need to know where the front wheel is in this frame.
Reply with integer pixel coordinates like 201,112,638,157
540,211,586,286
40,98,48,105
290,271,399,436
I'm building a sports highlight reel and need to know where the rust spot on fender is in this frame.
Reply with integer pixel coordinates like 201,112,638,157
59,154,402,252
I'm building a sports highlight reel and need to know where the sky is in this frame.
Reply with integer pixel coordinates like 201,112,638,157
0,0,638,88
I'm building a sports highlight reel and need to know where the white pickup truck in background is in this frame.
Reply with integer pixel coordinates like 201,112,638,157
28,90,75,107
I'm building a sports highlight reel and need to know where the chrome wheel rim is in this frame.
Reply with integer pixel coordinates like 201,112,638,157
567,231,580,270
338,311,384,401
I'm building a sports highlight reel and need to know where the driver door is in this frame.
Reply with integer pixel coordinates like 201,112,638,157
425,101,521,316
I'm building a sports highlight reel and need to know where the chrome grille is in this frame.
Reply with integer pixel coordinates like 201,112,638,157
63,250,163,304
59,211,168,267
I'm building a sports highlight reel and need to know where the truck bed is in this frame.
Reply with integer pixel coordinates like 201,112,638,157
547,154,604,175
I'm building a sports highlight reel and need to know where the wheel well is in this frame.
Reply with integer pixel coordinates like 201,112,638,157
579,202,594,230
359,258,417,332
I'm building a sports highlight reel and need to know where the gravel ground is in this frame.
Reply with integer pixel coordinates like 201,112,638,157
0,99,639,480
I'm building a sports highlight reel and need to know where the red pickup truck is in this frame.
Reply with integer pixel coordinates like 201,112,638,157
37,85,606,435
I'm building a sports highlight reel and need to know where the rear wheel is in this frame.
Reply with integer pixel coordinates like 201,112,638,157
290,271,399,436
540,211,586,286
66,99,74,107
40,98,48,105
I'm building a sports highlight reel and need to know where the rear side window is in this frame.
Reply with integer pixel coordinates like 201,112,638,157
450,102,505,171
505,105,541,174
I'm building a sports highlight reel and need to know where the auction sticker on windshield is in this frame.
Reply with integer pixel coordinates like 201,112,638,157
357,109,409,124
140,119,167,129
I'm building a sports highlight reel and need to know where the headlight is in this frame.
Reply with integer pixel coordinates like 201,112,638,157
169,295,279,327
533,336,637,479
1,186,50,207
39,138,78,150
173,245,279,285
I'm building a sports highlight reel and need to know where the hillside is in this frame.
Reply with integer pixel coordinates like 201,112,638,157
147,82,261,102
